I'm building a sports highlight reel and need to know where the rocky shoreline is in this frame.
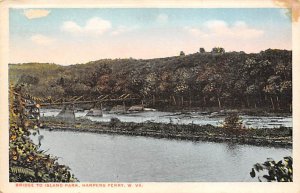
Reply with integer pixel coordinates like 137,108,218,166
40,117,292,148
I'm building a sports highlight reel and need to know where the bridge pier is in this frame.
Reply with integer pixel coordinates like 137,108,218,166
56,105,75,122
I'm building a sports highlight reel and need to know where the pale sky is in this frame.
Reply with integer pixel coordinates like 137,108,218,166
9,8,292,65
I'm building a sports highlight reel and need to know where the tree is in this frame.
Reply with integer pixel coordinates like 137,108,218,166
142,72,158,104
199,47,205,53
263,75,281,110
280,80,292,112
202,70,225,108
9,85,78,182
245,84,260,108
222,114,244,135
158,71,174,99
233,80,247,107
180,51,185,56
17,75,39,85
211,47,225,54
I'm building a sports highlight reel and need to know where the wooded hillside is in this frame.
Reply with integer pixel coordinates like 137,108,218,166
9,49,292,111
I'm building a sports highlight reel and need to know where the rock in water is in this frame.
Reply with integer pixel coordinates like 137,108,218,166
128,105,144,112
86,109,103,117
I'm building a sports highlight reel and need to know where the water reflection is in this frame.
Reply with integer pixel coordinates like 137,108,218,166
225,142,241,157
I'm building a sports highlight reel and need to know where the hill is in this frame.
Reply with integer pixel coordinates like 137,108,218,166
9,49,292,111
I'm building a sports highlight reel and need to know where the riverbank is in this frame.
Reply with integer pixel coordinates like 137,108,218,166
40,117,292,148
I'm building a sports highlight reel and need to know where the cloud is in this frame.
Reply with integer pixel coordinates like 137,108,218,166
61,21,82,34
111,25,137,36
205,20,228,30
185,20,264,39
30,34,55,46
156,13,168,24
184,26,207,37
24,9,50,19
61,17,112,36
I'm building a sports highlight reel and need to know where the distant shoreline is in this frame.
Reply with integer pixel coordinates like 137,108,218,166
40,117,292,148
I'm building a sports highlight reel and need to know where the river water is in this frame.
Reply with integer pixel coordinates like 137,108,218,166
40,108,292,129
31,129,292,182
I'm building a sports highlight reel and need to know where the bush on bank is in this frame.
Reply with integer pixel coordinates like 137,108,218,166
250,156,293,182
9,85,78,182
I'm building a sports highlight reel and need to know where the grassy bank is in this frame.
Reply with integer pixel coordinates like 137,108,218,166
40,117,292,148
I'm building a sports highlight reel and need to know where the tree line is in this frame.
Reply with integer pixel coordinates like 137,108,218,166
9,48,292,112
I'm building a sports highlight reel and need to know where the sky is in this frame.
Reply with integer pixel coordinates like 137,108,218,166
9,8,292,65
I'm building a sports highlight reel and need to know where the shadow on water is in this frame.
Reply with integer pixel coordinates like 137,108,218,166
225,142,241,157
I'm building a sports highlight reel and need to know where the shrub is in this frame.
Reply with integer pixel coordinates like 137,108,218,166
179,51,185,56
250,157,293,182
9,85,78,182
222,113,244,135
110,117,121,127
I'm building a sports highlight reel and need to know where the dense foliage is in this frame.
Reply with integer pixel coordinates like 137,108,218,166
250,156,293,182
222,114,245,136
9,85,78,182
9,49,292,111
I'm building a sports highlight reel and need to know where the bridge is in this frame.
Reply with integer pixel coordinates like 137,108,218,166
19,92,143,121
10,85,144,122
39,94,142,107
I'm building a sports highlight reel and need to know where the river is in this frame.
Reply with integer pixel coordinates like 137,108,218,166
40,109,292,129
31,129,292,182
